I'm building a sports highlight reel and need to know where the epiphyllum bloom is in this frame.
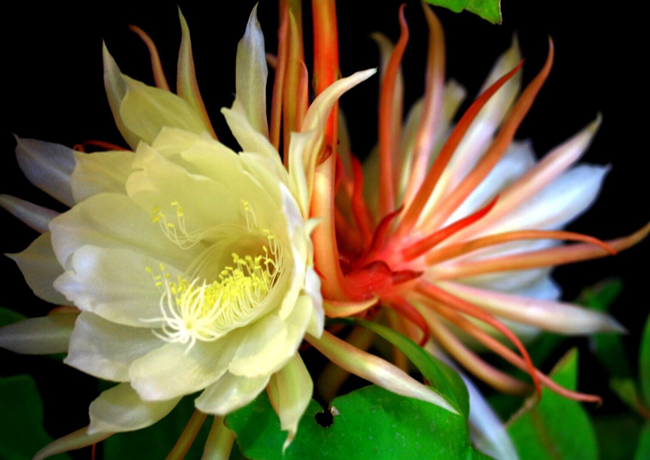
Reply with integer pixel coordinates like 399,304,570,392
317,5,648,399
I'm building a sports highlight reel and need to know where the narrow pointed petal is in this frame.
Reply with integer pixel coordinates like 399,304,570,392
88,382,181,434
195,372,270,415
70,150,134,202
15,137,75,206
103,44,140,150
65,312,163,381
0,313,77,354
33,426,111,460
323,296,379,318
306,330,458,414
8,232,67,305
128,25,170,91
0,194,58,233
269,353,313,450
235,5,269,138
201,416,234,460
439,281,625,334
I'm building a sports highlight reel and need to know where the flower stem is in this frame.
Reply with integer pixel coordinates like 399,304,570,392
166,409,207,460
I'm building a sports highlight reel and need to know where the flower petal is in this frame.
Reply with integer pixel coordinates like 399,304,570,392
70,150,134,202
195,372,270,415
129,331,244,401
54,245,182,327
33,427,111,460
8,232,67,305
15,137,76,206
88,382,181,434
0,194,58,233
228,313,288,377
65,312,163,381
0,313,77,354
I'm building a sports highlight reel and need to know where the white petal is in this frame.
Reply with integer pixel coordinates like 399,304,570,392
228,314,288,377
0,313,77,354
15,137,76,206
269,354,313,450
88,382,181,434
440,281,625,334
489,164,609,233
129,331,244,401
234,5,269,138
71,150,134,202
8,232,67,305
65,312,163,381
49,193,194,270
304,268,324,338
54,246,182,327
195,372,270,415
34,427,111,460
511,275,562,301
0,194,58,233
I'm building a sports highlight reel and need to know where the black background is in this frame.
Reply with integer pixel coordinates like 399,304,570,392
1,0,648,454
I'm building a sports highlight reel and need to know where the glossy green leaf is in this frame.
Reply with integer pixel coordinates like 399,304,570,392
0,306,26,328
103,396,212,460
0,374,70,460
507,348,598,460
351,317,470,418
226,385,489,460
424,0,502,24
640,314,650,406
634,421,650,460
593,413,644,460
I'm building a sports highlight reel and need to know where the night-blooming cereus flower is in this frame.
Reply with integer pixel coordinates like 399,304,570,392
320,5,648,401
0,7,326,457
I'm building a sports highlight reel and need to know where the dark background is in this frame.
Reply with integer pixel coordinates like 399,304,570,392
1,0,647,453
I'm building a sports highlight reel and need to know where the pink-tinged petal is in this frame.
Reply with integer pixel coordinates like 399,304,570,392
0,194,58,233
306,330,458,413
0,313,77,355
65,312,163,381
8,232,67,305
439,281,625,334
195,372,270,415
323,296,379,318
88,382,181,434
177,9,217,139
234,5,269,138
129,331,244,401
268,353,313,450
33,426,111,460
15,137,75,207
54,246,182,327
202,416,235,460
70,150,134,202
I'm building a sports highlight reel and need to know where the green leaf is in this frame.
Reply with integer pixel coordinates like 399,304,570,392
103,396,212,460
593,413,644,460
635,421,650,460
424,0,502,24
640,314,650,406
0,307,26,328
0,374,70,460
351,317,470,418
507,348,599,460
226,385,489,460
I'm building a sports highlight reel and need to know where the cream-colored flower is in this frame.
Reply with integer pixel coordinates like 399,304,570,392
0,7,328,455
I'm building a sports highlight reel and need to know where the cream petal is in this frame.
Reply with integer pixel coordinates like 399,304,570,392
15,137,76,207
195,372,270,416
126,143,241,229
0,194,58,233
54,246,182,327
129,331,244,401
442,281,625,334
49,193,194,270
228,314,288,377
33,427,111,460
304,268,324,338
0,313,77,354
489,164,609,234
269,354,313,450
234,4,269,138
65,312,163,381
119,75,207,146
8,232,67,305
88,382,181,434
510,275,562,301
71,150,134,202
